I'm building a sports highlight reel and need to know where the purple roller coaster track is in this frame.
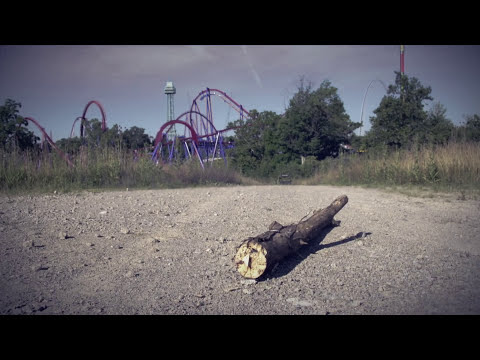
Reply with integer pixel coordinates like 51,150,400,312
152,87,251,166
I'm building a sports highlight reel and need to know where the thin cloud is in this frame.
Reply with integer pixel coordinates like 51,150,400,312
241,45,263,89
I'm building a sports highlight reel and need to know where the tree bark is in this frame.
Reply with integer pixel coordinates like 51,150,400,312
234,195,348,279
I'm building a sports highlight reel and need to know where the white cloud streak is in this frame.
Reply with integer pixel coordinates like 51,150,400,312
241,45,263,89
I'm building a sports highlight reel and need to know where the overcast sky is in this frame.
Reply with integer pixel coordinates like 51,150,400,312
1,45,479,141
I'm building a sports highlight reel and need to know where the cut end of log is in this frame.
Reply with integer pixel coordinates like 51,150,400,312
234,241,268,279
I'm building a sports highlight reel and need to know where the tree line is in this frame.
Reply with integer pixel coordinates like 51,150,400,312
2,70,480,179
226,78,360,177
226,72,480,178
0,99,152,154
55,120,152,155
360,72,480,149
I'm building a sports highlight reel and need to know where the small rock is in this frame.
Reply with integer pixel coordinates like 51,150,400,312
224,286,241,292
99,210,107,215
125,270,138,278
242,289,253,295
351,300,362,307
23,240,34,248
286,298,313,307
11,307,23,315
86,242,94,247
240,279,257,286
32,265,49,272
58,231,68,239
34,304,48,313
120,228,130,234
380,289,393,298
148,237,160,244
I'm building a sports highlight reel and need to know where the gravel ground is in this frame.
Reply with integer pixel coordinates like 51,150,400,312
1,185,479,315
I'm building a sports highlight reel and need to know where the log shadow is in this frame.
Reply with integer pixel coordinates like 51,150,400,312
260,224,372,281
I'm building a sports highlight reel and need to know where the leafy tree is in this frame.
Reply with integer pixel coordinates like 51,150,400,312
281,78,360,161
81,119,123,148
0,99,39,151
56,136,83,154
81,118,104,147
122,125,151,149
103,124,124,148
366,72,433,149
424,102,454,144
464,114,480,142
228,78,358,178
227,110,281,176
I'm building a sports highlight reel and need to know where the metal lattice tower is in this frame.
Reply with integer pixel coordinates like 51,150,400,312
164,81,176,140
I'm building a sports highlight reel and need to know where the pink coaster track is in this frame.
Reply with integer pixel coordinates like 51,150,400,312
24,100,108,168
24,117,74,167
70,100,107,138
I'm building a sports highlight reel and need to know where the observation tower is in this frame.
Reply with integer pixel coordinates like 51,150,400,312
164,81,176,140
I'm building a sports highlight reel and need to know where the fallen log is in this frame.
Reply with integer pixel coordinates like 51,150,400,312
234,195,348,279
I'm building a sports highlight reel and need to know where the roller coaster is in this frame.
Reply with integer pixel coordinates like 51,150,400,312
152,88,250,168
22,87,250,168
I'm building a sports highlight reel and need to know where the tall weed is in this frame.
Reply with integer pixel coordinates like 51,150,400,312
303,141,480,190
0,146,248,194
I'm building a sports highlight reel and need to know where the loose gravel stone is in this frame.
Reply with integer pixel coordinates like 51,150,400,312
286,298,314,307
240,279,257,286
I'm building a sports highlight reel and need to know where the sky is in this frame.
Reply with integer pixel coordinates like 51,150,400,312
1,45,479,142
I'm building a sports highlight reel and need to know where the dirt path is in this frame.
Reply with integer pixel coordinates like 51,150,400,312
1,185,479,315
